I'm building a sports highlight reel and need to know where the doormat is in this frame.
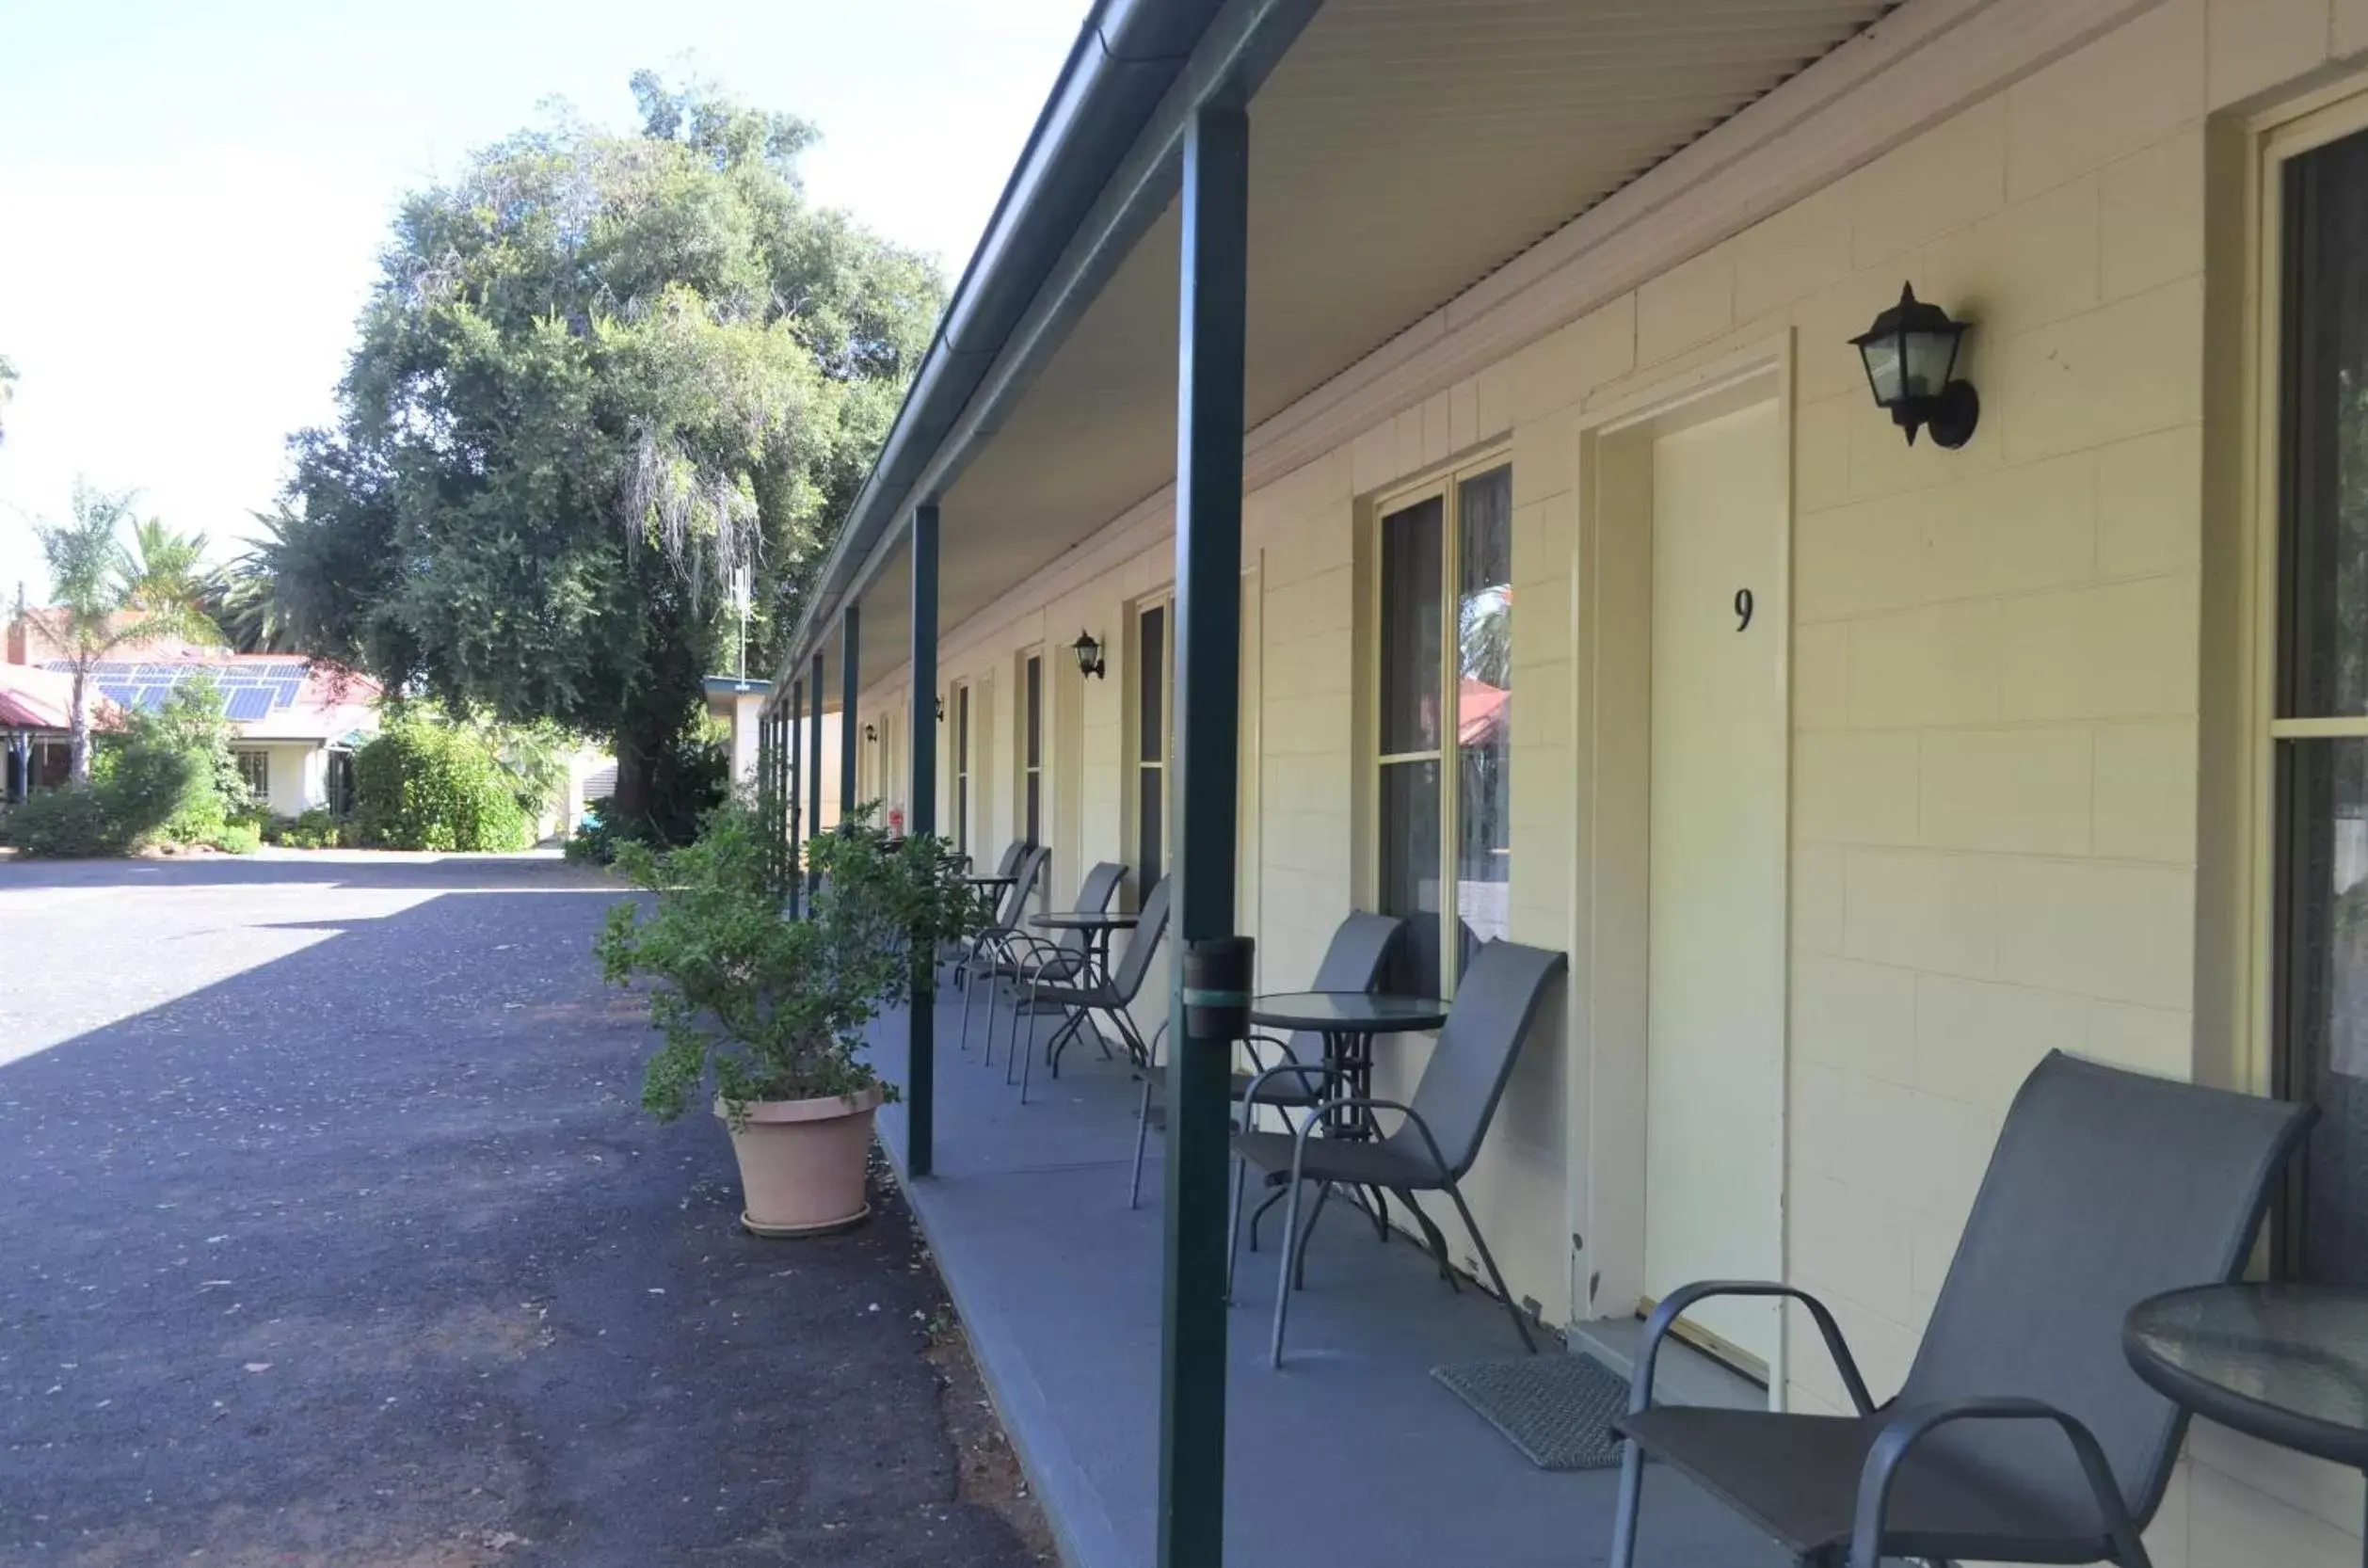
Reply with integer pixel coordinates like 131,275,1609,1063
1432,1353,1632,1471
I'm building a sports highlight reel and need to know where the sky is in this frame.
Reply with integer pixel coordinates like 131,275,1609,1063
0,0,1083,603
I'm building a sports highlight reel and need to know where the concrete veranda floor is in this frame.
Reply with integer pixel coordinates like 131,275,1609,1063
872,987,1787,1568
0,851,1038,1568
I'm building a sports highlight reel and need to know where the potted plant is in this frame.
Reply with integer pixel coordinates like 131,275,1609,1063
597,799,980,1235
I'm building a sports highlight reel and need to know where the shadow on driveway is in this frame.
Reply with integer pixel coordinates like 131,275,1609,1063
0,859,1033,1568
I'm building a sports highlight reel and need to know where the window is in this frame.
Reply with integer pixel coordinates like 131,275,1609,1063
234,749,270,800
1020,651,1043,847
1372,461,1512,995
2275,125,2368,1285
952,683,972,856
1134,599,1172,892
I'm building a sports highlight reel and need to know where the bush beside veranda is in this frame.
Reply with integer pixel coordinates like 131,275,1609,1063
352,713,533,852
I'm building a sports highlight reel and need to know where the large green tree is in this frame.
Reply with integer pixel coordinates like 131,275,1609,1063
271,72,941,822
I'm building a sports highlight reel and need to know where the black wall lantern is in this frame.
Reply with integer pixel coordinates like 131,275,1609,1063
936,696,946,722
1070,630,1106,680
1852,282,1978,449
863,722,879,743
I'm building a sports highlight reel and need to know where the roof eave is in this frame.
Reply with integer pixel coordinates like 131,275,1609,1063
772,0,1320,705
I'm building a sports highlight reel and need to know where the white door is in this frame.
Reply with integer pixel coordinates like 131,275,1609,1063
1642,398,1786,1374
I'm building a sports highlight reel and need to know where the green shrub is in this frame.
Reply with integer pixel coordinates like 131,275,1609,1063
106,678,250,846
6,736,200,857
8,785,124,857
564,798,633,865
276,808,341,850
209,822,263,855
597,801,982,1121
353,712,534,852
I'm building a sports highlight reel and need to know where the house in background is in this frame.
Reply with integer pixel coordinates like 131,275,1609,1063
67,657,376,816
5,610,379,816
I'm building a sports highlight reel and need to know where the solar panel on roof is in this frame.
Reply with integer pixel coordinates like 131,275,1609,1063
224,688,273,722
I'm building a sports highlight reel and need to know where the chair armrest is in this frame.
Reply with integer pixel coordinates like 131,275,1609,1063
1635,1282,1874,1417
1289,1096,1451,1185
1238,1032,1296,1072
1848,1398,2138,1568
983,930,1058,968
1013,942,1080,983
1237,1060,1349,1112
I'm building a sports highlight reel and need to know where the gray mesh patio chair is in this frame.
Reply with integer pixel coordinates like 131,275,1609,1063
954,845,1049,1053
1608,1050,2317,1568
980,860,1127,1072
1128,911,1405,1209
1233,937,1565,1367
1016,877,1170,1103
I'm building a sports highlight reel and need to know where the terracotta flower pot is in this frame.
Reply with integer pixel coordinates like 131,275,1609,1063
715,1084,885,1238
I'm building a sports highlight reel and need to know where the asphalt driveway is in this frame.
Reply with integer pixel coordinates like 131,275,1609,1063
0,851,1037,1568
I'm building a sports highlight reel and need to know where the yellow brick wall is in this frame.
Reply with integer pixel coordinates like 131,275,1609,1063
842,1,2368,1558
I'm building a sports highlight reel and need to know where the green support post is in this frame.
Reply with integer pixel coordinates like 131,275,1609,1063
787,679,805,918
840,606,860,823
907,504,939,1177
758,712,777,894
1159,98,1249,1568
780,710,793,888
808,650,824,904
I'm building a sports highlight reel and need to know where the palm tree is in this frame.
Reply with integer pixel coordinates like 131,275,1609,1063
198,507,306,655
128,517,211,612
35,483,221,780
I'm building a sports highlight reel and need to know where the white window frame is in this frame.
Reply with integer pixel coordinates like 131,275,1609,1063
950,680,975,856
1366,450,1513,995
1128,591,1175,895
2238,86,2368,1281
1016,647,1045,849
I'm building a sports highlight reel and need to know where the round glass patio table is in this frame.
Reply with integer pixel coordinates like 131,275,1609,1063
2124,1283,2368,1561
1246,991,1448,1139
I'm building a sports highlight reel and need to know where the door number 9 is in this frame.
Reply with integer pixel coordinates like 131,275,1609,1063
1734,588,1754,632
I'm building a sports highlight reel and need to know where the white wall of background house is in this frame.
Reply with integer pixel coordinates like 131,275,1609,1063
233,742,329,818
830,1,2368,1560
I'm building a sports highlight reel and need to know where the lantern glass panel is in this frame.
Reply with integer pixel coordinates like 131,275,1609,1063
1902,327,1960,397
1859,332,1906,405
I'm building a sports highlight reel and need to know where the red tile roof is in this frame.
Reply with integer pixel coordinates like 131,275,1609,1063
0,664,103,731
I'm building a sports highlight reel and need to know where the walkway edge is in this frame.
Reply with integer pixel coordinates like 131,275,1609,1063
878,1126,1134,1568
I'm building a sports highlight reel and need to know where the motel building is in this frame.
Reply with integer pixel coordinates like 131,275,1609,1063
757,2,2368,1564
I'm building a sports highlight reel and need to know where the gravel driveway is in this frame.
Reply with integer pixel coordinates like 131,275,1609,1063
0,851,1038,1568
